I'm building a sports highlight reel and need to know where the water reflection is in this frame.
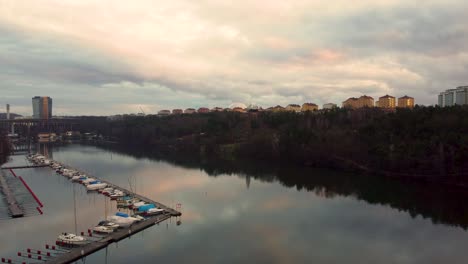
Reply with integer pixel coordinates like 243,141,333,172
75,142,468,230
1,143,467,264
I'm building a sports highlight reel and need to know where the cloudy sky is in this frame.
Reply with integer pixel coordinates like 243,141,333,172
1,0,467,116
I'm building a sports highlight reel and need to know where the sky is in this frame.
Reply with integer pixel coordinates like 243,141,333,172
1,0,468,116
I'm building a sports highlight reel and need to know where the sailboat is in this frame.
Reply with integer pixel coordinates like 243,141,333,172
94,194,118,233
57,183,88,246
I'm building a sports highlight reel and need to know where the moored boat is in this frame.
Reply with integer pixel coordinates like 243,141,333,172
57,233,88,246
93,225,114,234
87,182,107,191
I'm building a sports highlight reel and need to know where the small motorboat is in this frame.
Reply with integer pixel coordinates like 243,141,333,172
110,191,125,200
101,188,114,195
137,204,156,212
131,214,145,222
93,225,114,234
144,208,165,216
97,220,120,230
107,215,137,228
57,233,88,246
81,178,96,185
87,182,107,191
130,201,146,209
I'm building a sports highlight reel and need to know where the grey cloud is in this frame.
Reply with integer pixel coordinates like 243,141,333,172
0,26,143,86
309,6,468,56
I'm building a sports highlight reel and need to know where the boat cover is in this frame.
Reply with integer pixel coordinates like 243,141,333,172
115,212,129,218
138,204,156,212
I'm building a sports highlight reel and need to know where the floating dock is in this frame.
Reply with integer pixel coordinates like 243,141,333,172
55,163,181,217
1,165,49,170
0,170,24,218
45,214,171,264
28,159,182,263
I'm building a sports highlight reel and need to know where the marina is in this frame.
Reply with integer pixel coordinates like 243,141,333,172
0,153,181,264
0,170,24,218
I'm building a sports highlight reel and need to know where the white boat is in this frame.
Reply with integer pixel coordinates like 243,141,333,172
86,183,107,191
97,220,119,230
71,175,81,181
131,201,146,209
81,178,96,184
101,188,114,195
144,208,165,216
57,233,88,246
110,191,125,199
107,215,137,227
93,225,114,234
131,214,145,222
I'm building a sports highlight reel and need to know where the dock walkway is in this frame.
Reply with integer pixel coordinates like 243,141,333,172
58,164,181,217
0,170,24,218
46,214,171,264
1,165,49,170
31,160,182,263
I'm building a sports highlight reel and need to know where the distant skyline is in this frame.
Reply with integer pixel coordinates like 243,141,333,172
1,1,468,116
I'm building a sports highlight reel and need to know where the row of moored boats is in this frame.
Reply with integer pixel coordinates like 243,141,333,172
27,154,167,246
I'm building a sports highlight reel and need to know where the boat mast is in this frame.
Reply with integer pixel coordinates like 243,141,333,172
73,183,77,235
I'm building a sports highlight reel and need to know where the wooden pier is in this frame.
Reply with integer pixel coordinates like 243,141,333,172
0,170,24,218
33,160,182,263
55,163,181,217
1,165,49,170
45,214,172,264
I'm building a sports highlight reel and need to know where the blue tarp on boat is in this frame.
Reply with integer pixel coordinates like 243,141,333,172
115,212,129,218
89,180,100,184
138,204,156,212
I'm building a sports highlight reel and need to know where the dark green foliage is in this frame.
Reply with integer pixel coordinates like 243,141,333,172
0,133,11,165
80,106,468,181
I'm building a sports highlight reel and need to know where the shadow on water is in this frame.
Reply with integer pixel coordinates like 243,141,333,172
46,142,468,230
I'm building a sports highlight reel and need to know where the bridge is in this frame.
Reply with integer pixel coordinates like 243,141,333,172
0,118,81,137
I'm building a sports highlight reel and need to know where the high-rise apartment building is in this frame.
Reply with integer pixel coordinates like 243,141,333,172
32,96,52,119
438,86,468,107
397,96,415,108
342,95,374,108
377,95,396,108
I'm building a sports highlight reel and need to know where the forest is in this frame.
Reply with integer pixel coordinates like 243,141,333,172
0,133,11,165
80,106,468,184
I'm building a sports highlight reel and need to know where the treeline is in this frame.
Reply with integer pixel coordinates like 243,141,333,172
80,106,468,183
0,133,11,165
85,142,468,229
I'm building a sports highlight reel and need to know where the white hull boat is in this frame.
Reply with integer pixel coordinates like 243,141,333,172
93,225,114,234
144,208,165,216
107,216,138,227
97,220,120,230
87,183,107,191
57,233,88,246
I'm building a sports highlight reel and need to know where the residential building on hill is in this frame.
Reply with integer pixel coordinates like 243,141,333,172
377,95,396,108
267,105,285,112
184,108,196,114
285,104,301,112
342,95,374,108
198,107,210,113
342,97,359,108
438,86,468,106
232,107,246,113
397,96,415,108
211,107,223,112
323,103,337,109
301,103,318,112
158,110,171,116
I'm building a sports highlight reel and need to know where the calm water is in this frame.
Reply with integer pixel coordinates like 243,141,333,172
1,143,468,264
